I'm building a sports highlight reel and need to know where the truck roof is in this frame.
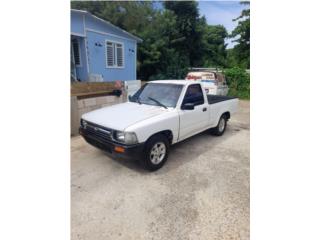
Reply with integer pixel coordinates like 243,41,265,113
149,80,194,85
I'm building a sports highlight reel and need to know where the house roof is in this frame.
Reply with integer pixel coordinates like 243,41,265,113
71,9,143,43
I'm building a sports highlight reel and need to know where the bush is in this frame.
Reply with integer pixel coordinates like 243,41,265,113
223,67,250,99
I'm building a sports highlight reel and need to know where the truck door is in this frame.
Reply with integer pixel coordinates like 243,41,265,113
178,84,209,140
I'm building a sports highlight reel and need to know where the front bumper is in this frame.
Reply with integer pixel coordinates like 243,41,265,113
79,127,144,160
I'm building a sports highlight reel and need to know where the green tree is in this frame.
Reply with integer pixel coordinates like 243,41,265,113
224,67,250,99
230,1,250,68
164,1,206,67
226,48,238,68
203,25,228,68
137,10,182,80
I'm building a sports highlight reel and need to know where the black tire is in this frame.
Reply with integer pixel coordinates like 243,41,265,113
212,114,227,136
139,134,170,171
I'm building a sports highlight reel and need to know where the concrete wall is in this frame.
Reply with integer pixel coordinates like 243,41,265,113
71,93,127,136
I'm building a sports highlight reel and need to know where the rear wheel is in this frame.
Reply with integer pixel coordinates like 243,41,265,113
139,134,169,171
212,114,227,136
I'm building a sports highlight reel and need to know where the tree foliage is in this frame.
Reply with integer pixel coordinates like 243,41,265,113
203,25,228,68
228,1,250,69
224,67,250,99
164,1,206,67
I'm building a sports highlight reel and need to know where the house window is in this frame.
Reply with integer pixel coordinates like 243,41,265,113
106,41,124,68
72,39,81,66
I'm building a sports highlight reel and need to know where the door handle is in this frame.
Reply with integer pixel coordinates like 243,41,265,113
202,107,207,112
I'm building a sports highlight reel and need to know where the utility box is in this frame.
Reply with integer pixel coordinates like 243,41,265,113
124,80,141,100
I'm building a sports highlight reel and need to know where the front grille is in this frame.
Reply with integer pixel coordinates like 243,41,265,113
85,136,112,153
82,121,113,142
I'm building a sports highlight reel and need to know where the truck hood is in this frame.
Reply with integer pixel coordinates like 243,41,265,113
81,102,168,131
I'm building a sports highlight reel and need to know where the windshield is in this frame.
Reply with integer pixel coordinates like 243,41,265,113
201,79,218,85
130,83,183,108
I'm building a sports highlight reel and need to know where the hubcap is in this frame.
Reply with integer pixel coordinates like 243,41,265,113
218,118,225,132
150,142,166,164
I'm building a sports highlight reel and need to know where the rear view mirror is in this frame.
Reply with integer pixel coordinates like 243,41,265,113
181,103,195,110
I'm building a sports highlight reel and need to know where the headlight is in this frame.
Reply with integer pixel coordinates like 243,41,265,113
115,131,125,142
114,131,138,144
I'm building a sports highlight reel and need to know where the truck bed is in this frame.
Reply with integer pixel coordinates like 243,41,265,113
207,95,238,104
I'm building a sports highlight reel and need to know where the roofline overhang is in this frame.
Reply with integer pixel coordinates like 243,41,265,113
71,9,143,43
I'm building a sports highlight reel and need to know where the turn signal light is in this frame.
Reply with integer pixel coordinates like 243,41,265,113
114,146,125,153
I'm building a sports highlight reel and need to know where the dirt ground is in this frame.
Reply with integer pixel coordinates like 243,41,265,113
71,100,250,240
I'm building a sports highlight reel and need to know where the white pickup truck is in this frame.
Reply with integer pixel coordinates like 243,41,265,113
79,80,238,171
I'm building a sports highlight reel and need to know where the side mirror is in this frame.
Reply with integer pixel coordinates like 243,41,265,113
181,103,195,110
128,95,132,101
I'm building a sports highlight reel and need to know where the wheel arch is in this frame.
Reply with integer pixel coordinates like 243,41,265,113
145,130,173,145
222,111,231,120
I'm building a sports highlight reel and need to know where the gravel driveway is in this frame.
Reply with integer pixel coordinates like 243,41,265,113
71,100,250,240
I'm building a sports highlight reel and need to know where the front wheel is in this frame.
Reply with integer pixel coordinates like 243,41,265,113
139,134,169,171
212,114,227,136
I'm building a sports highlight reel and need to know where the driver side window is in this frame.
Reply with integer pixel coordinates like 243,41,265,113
183,84,204,106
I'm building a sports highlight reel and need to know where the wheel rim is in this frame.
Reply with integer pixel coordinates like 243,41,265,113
218,118,225,132
150,142,166,165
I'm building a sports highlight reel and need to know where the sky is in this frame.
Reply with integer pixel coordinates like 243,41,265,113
198,1,249,48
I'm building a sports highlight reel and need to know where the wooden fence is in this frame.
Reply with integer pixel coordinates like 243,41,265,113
71,82,122,98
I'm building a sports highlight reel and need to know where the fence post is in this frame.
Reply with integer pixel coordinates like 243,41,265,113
71,96,79,136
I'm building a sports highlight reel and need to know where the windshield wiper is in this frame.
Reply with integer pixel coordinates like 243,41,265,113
148,97,168,109
130,95,141,104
